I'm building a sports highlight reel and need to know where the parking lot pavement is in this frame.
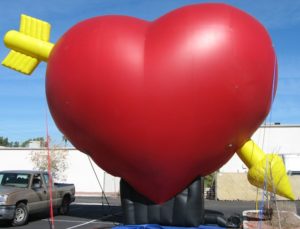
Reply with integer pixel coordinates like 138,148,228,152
0,196,122,229
75,196,121,206
0,197,299,229
206,200,300,217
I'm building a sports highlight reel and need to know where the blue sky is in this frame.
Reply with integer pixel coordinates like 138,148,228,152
0,0,299,144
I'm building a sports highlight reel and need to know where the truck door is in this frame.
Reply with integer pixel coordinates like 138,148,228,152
27,173,49,213
42,173,60,208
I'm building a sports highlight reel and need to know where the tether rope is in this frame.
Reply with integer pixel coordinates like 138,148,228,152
257,53,279,229
46,110,55,229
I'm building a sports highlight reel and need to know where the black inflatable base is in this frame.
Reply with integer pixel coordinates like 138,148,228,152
120,177,204,227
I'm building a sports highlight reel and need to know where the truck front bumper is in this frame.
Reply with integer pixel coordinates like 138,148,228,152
0,205,15,220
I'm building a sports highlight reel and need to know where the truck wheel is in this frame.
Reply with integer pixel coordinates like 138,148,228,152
59,196,70,215
12,203,29,226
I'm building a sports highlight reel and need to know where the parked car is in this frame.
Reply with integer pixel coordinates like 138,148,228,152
0,170,75,226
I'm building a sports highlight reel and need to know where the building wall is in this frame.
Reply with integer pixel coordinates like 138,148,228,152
220,124,300,173
1,124,299,197
216,173,300,200
218,124,300,200
0,148,120,196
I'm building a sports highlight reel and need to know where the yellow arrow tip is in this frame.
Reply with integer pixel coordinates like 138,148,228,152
248,154,295,201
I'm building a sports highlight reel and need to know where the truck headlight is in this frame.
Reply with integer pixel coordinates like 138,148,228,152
0,194,8,204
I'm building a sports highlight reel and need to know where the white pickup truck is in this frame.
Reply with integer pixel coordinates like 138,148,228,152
0,170,75,226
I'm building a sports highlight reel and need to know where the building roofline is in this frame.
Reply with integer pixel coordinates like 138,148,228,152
260,123,300,128
0,170,47,174
1,124,300,150
0,147,77,150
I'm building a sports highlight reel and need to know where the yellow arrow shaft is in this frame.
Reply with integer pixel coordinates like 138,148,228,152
4,30,54,62
237,140,265,168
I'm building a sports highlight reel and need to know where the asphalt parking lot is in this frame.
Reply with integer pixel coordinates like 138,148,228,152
0,197,122,229
0,197,299,229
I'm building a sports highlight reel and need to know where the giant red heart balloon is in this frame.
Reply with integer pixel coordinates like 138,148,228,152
46,3,277,203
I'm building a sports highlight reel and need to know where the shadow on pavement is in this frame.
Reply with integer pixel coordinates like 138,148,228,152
69,204,123,223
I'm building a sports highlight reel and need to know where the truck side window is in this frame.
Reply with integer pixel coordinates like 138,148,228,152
32,174,42,188
43,174,49,186
0,174,3,185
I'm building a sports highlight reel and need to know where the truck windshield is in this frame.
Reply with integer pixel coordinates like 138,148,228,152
0,173,30,188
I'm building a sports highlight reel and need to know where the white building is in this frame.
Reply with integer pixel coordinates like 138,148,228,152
220,124,300,173
0,148,120,196
218,124,300,200
0,124,299,198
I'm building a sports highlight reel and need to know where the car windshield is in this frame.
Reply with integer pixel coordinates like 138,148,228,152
0,173,30,188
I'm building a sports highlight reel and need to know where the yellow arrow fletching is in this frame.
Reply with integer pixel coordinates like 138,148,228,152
20,14,51,41
2,14,54,75
2,50,39,75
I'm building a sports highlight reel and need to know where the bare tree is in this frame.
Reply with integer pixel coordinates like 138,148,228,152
29,146,69,181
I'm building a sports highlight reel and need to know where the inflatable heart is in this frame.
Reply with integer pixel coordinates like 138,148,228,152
46,3,277,203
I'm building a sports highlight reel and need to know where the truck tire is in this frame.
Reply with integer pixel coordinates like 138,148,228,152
58,196,70,215
12,203,29,226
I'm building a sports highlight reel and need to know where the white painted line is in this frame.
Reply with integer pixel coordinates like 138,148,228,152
72,202,109,206
66,219,97,229
42,219,98,224
43,218,117,225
